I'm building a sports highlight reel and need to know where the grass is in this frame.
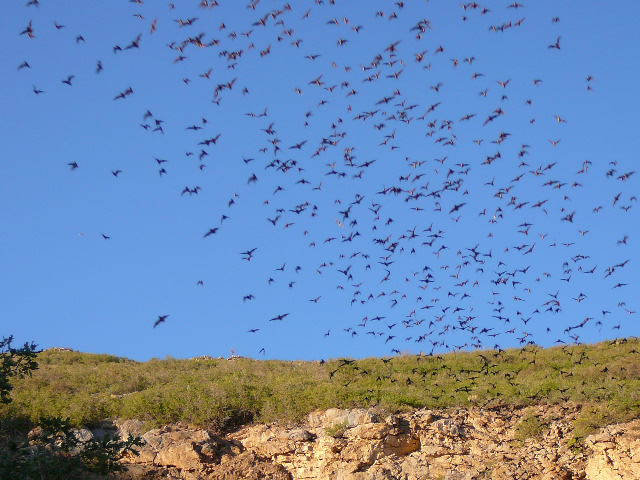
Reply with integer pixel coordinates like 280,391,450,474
1,338,639,442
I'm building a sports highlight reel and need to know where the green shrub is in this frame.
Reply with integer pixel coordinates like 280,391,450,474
325,421,349,438
514,413,546,441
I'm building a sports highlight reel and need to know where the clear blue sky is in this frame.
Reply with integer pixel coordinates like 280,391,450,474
1,0,638,361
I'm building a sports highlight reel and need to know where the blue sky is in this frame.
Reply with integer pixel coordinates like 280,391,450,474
1,0,638,361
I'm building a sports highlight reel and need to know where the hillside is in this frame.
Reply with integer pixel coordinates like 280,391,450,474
2,338,639,446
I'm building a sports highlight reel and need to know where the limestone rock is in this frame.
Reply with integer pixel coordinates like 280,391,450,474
307,408,382,429
110,406,640,480
288,428,315,442
585,419,640,480
116,418,148,440
209,452,291,480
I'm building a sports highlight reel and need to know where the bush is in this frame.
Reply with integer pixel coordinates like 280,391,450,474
325,421,349,438
514,413,546,441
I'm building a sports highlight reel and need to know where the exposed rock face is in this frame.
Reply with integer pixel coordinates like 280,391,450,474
110,406,640,480
585,419,640,480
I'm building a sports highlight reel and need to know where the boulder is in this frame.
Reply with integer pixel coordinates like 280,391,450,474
307,408,382,429
116,418,149,439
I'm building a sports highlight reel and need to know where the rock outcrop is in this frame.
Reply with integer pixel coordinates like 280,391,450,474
585,419,640,480
108,405,640,480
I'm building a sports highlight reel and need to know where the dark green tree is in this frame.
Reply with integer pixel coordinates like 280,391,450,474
0,336,39,404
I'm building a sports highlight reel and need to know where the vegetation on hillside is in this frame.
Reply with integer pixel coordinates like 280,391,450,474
1,338,639,445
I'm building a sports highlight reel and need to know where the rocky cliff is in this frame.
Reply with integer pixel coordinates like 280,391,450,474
87,405,638,479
